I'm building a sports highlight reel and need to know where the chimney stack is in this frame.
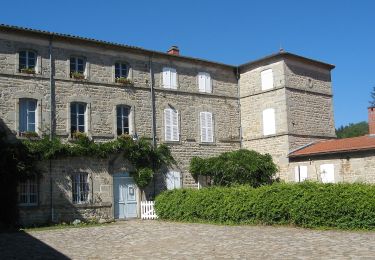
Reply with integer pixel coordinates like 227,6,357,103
369,107,375,135
167,46,179,56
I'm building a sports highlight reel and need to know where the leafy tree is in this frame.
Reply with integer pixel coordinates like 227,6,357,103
190,149,278,187
335,121,368,139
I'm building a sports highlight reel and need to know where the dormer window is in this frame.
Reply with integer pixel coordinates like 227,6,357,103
70,57,85,79
19,50,36,73
115,63,128,79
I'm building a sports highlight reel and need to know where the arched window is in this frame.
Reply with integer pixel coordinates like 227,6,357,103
116,105,131,136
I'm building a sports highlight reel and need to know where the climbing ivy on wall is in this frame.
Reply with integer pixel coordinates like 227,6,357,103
23,134,175,190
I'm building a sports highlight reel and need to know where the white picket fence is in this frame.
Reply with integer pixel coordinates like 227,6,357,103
141,201,158,220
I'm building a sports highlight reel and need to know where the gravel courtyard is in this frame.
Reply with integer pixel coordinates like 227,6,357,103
1,220,374,259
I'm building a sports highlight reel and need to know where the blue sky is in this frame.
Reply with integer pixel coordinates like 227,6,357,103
1,0,374,127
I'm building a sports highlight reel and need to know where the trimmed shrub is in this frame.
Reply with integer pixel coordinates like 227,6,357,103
155,182,375,230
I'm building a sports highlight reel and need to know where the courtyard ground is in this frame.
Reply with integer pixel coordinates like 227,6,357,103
0,220,374,259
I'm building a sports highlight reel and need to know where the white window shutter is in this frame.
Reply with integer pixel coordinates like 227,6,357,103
164,109,172,141
163,68,171,88
206,112,213,142
170,68,177,89
295,166,308,182
200,112,207,142
263,108,276,135
198,73,206,92
172,110,179,141
173,172,181,189
205,73,212,93
166,171,181,190
261,69,274,90
320,164,335,183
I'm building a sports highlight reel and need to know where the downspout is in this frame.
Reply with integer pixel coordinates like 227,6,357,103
236,67,242,148
149,55,156,148
149,55,157,199
48,36,54,223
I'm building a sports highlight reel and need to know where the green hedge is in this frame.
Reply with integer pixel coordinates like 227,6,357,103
155,182,375,230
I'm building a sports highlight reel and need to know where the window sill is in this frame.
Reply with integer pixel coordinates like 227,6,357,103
73,202,112,208
19,204,39,208
199,142,216,146
163,140,181,145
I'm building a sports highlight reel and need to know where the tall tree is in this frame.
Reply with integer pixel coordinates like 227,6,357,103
336,121,368,138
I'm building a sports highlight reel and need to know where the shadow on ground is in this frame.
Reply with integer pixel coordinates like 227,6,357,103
0,230,69,259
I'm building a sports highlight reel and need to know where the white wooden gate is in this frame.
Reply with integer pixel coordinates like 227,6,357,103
141,201,158,220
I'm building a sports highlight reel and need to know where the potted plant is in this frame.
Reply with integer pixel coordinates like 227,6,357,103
71,72,85,80
20,68,36,74
115,77,133,86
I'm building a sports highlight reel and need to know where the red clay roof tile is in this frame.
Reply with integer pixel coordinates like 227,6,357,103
289,135,375,157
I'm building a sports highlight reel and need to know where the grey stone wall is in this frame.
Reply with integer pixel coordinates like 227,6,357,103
0,31,240,196
288,151,375,184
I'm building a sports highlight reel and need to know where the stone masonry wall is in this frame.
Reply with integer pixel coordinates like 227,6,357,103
288,151,375,184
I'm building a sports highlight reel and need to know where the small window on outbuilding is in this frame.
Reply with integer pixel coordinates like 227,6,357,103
294,165,308,182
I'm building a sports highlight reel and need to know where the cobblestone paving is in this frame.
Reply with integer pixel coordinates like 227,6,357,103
1,220,375,259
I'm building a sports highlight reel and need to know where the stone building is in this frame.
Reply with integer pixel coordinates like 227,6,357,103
0,24,337,225
288,108,375,183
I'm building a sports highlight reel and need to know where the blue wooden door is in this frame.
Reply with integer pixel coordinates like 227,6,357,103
113,174,138,219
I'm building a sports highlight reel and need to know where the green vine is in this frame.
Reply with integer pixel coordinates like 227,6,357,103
22,134,175,190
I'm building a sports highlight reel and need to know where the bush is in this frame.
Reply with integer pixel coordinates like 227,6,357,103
189,149,278,187
155,182,375,230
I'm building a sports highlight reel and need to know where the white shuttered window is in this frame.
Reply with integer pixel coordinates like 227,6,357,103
320,164,335,183
198,72,212,93
294,165,308,182
261,69,274,90
164,108,179,141
262,108,276,135
200,112,213,143
162,67,177,89
166,171,181,190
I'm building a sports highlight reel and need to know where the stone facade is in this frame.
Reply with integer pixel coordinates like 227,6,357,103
0,25,342,225
239,55,336,178
289,151,375,184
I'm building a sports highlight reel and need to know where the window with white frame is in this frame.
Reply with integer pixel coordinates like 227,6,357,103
115,62,128,79
198,72,212,93
320,164,335,183
72,173,89,204
164,108,179,141
261,69,274,90
70,102,87,135
19,50,36,72
262,108,276,135
294,165,308,182
18,176,37,206
19,98,37,133
200,112,214,143
116,105,130,136
162,67,177,89
166,171,181,190
70,56,85,77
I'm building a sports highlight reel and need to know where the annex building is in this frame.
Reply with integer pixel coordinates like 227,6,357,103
1,24,372,226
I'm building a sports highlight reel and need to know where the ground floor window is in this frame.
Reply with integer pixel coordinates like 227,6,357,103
166,171,181,190
18,176,38,206
72,173,89,204
294,165,308,182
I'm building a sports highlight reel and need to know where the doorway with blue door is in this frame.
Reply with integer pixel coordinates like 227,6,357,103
113,173,138,219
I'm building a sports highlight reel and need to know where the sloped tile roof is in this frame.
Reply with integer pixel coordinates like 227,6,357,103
289,135,375,158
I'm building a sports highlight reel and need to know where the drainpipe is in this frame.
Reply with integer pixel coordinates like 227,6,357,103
149,55,156,148
48,36,54,223
236,67,242,148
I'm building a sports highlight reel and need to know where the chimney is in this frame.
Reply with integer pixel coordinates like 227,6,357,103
369,107,375,135
167,45,179,56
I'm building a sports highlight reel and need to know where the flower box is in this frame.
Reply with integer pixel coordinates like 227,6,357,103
19,131,39,139
71,72,85,80
115,77,133,86
20,68,36,74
